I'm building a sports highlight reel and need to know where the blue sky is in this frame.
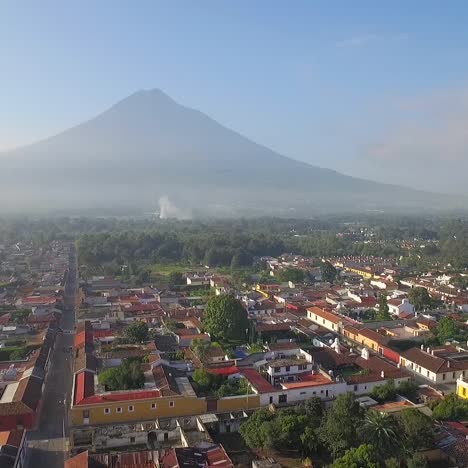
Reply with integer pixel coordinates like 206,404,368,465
2,1,468,192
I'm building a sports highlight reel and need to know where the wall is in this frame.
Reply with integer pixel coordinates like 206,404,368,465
71,395,207,426
457,379,468,399
216,394,260,413
346,377,410,396
285,381,347,403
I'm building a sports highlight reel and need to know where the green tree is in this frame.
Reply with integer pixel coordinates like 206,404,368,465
397,380,419,401
124,321,149,343
432,393,468,420
276,268,305,283
240,408,277,450
320,261,337,283
168,270,184,287
408,287,433,311
376,294,391,320
164,318,179,332
98,359,144,391
359,411,401,459
384,458,400,468
398,408,434,452
370,379,396,403
320,392,365,458
190,338,211,362
204,294,249,341
436,317,459,344
406,454,428,468
331,444,379,468
9,348,27,360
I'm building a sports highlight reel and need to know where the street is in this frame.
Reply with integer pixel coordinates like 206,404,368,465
25,245,78,468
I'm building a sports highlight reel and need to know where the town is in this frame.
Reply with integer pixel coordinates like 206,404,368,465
0,217,467,467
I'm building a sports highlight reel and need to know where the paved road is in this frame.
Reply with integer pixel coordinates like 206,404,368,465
25,245,78,468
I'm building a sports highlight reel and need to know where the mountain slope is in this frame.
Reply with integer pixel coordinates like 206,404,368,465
1,89,464,215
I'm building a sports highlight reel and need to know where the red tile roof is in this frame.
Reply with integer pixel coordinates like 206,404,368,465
208,366,240,376
74,370,95,405
65,451,89,468
307,306,341,324
241,368,276,393
76,389,162,405
23,296,56,305
74,330,93,348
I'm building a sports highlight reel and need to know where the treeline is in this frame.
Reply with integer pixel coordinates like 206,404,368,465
1,215,468,269
240,392,435,467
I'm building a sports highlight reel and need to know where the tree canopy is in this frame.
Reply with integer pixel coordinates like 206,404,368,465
276,268,305,283
320,261,337,283
320,392,365,458
123,321,149,343
98,359,144,391
204,294,249,341
408,287,433,311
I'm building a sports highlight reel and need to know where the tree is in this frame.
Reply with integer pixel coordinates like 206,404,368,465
192,368,221,393
168,270,184,287
320,261,337,283
320,392,365,458
240,408,277,450
331,444,379,468
277,268,305,283
164,318,179,332
190,338,211,362
359,411,401,459
406,454,428,468
398,408,434,452
376,294,391,320
370,379,396,403
98,359,144,391
436,317,459,344
204,294,249,341
408,287,433,311
432,393,468,420
397,380,419,401
124,321,149,343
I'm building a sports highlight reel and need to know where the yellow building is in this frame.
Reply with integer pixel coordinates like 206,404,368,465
457,377,468,399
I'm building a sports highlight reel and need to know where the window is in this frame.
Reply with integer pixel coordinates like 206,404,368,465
313,391,316,395
427,370,429,377
274,367,280,373
151,403,157,410
279,394,287,404
315,315,318,320
169,401,175,407
453,372,456,379
322,319,325,324
285,366,290,372
128,405,134,412
298,364,306,370
300,391,306,395
463,388,466,397
130,437,135,444
116,407,123,413
443,373,446,381
320,390,324,394
354,385,358,391
83,410,89,418
104,408,110,414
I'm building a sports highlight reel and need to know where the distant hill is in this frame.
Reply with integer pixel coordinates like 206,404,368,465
1,89,465,216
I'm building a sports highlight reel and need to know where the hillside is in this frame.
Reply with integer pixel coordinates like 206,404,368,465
1,89,464,216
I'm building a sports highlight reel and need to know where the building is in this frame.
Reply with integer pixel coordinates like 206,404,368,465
400,345,468,384
388,298,415,316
